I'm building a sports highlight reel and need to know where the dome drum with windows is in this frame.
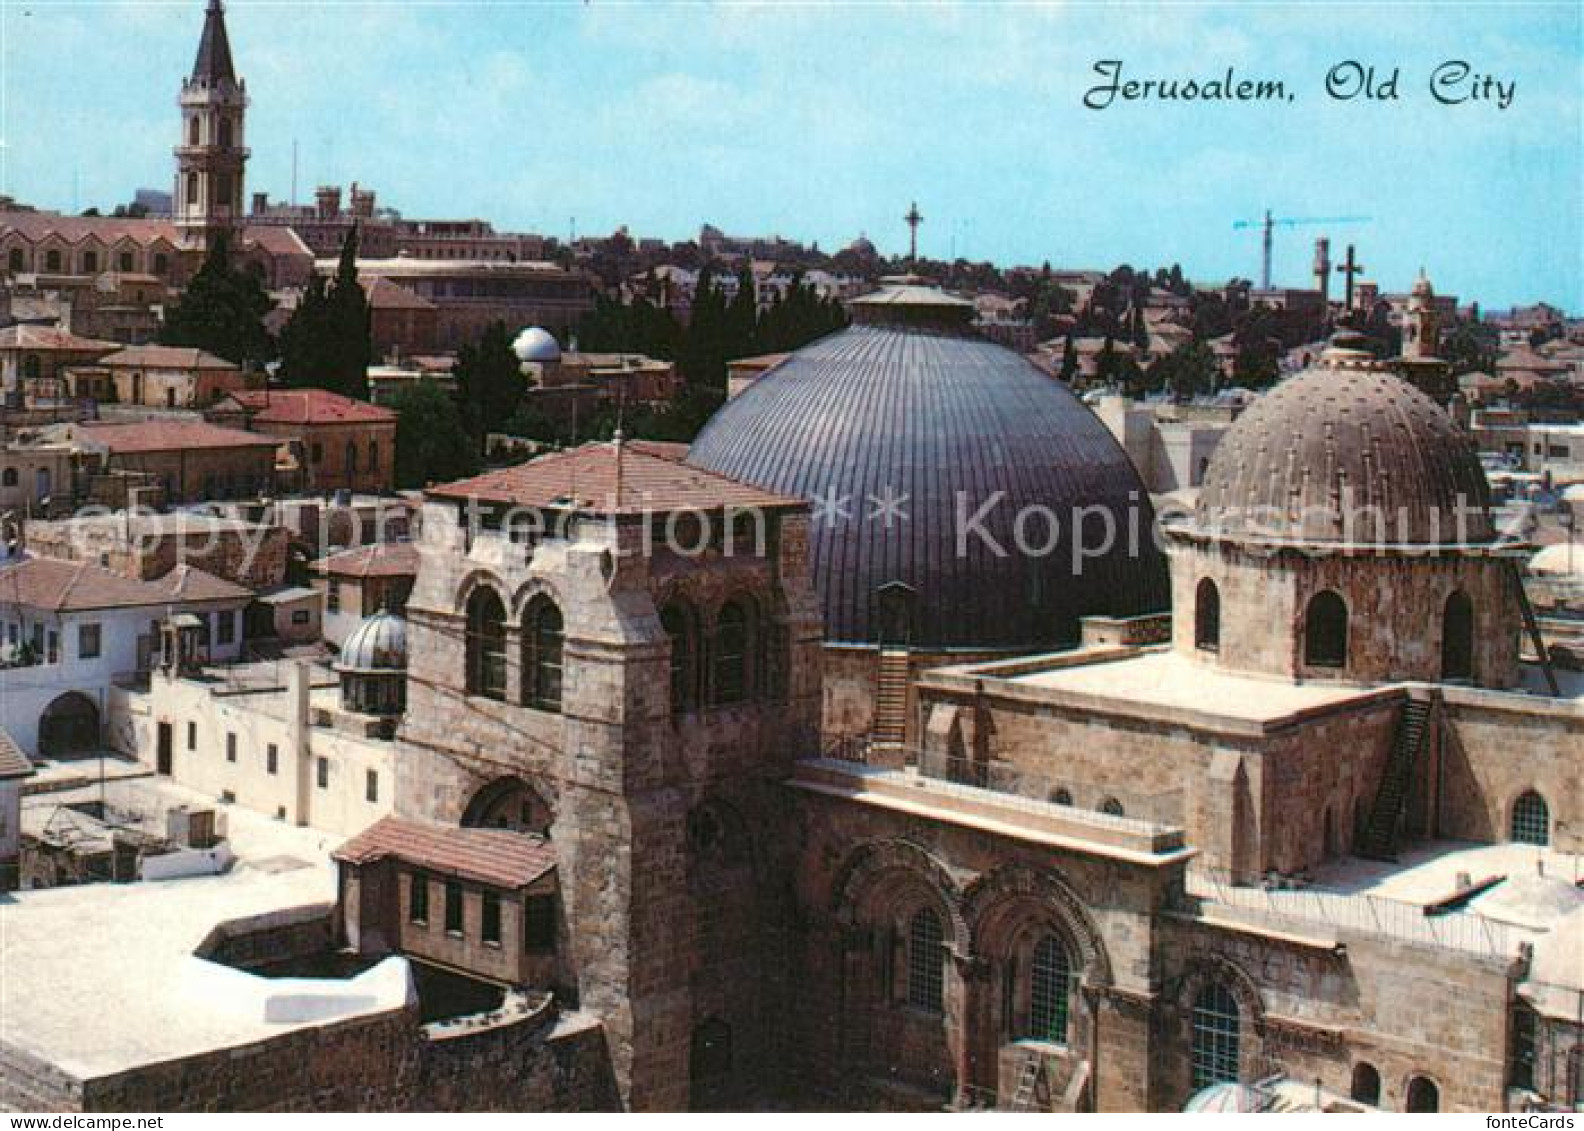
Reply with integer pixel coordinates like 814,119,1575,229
1170,336,1524,687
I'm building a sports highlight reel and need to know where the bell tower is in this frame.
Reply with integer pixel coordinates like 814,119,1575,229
175,0,248,252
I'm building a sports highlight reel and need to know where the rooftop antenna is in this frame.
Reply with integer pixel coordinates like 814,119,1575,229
904,201,924,264
290,139,298,206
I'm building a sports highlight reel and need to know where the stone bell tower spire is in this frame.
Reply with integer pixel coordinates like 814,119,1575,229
175,0,249,253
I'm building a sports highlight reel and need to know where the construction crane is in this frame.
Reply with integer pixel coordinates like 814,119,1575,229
1233,211,1371,290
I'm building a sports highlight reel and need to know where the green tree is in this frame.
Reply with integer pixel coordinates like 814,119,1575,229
454,321,525,446
1147,341,1220,401
276,226,371,399
390,381,480,489
160,233,274,365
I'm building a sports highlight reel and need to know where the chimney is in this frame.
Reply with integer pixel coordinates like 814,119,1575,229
315,185,341,221
251,191,269,216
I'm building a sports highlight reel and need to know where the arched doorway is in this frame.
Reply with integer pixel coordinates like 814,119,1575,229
39,692,99,756
1441,590,1474,681
1350,1062,1381,1106
462,778,553,836
873,581,917,649
689,1018,734,1110
1405,1075,1439,1112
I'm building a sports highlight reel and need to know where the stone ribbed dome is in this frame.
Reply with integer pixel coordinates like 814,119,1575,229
335,610,408,674
688,287,1169,649
1195,341,1494,546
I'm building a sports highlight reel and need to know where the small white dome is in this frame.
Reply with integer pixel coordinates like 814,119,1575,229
513,326,562,363
335,610,408,674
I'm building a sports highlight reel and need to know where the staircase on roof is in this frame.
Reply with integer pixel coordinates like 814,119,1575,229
1357,696,1435,860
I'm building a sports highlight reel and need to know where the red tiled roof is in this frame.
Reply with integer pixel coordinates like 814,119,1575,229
98,345,238,371
76,420,280,455
0,727,33,780
0,211,180,248
241,225,312,259
221,389,398,425
626,439,689,462
428,439,804,515
0,324,120,353
0,557,251,612
333,816,555,890
310,541,420,580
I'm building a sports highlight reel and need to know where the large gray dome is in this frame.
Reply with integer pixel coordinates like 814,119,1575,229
688,292,1168,649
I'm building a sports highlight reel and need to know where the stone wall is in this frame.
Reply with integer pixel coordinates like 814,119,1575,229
1170,540,1521,689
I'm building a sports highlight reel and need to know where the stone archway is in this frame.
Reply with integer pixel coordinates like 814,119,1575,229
38,692,99,757
461,777,554,836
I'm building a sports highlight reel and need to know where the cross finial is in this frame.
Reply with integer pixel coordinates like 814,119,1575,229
904,201,924,263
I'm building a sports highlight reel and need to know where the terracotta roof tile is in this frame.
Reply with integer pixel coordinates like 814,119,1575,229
333,816,555,890
0,211,180,248
76,420,280,455
428,439,804,516
222,389,398,425
99,345,238,371
0,557,251,612
310,542,420,580
364,276,435,312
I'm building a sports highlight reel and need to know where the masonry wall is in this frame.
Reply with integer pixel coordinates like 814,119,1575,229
103,446,277,504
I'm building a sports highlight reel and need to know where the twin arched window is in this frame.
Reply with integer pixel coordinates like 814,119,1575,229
1028,935,1072,1044
1194,579,1220,653
1190,982,1241,1090
1511,790,1550,846
464,588,565,711
523,599,563,713
906,907,945,1013
1304,590,1348,669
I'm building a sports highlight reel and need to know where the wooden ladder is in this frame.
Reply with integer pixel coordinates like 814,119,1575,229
1007,1052,1043,1111
872,648,910,748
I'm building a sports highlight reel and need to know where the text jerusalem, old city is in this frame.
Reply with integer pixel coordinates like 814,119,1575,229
1084,59,1516,109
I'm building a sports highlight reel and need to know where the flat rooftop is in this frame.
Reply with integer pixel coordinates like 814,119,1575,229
999,648,1385,726
0,776,404,1083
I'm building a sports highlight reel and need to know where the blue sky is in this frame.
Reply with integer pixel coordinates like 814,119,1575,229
3,1,1579,310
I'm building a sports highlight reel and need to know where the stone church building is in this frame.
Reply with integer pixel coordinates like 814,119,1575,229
316,291,1581,1113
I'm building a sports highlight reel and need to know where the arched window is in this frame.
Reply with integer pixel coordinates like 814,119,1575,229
1304,590,1348,668
1100,797,1124,818
661,601,698,713
1194,578,1220,652
464,587,506,700
345,441,357,474
906,907,944,1013
1405,1076,1439,1113
1191,982,1241,1090
1029,935,1071,1044
218,118,233,148
186,173,200,211
44,250,61,272
81,251,97,274
188,117,200,146
6,248,22,272
0,467,14,487
1442,590,1474,681
523,599,564,712
711,598,752,705
1350,1062,1381,1106
1511,791,1550,846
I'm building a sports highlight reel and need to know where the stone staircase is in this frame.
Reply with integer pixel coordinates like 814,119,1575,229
1357,696,1434,860
872,649,910,749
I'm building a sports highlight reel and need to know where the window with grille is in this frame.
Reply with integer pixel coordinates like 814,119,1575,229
1029,935,1071,1044
712,600,751,705
524,599,564,712
906,908,945,1013
1191,982,1241,1090
1511,791,1550,846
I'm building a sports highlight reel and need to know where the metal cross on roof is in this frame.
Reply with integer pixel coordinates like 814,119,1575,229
904,202,924,263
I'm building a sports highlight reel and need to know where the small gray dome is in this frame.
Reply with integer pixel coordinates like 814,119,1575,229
513,326,562,363
336,610,408,674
